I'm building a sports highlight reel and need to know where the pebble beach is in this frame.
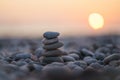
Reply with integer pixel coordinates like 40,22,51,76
0,32,120,80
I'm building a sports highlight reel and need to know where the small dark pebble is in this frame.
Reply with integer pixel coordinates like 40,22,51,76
34,48,43,58
81,48,94,57
12,53,31,61
95,52,106,60
67,62,79,70
69,50,81,57
61,56,75,62
83,56,97,65
95,47,111,54
72,61,87,69
104,54,120,64
89,63,104,71
68,53,79,60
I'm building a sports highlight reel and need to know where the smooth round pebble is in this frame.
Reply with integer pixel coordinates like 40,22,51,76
69,50,81,57
67,62,79,70
104,54,120,64
34,64,43,71
34,48,43,58
89,63,104,71
81,48,94,57
61,56,75,62
97,60,104,65
73,61,87,69
95,47,110,53
68,53,79,60
43,31,60,39
83,56,97,65
24,59,33,63
95,52,105,60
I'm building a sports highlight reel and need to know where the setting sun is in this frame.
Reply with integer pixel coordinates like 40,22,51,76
89,13,104,30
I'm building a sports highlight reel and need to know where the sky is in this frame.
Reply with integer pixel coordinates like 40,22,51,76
0,0,119,37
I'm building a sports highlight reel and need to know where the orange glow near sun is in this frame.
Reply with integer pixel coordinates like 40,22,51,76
89,13,104,30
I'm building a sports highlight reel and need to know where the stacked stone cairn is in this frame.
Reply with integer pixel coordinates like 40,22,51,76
40,31,67,64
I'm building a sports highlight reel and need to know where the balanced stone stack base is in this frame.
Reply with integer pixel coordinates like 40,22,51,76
40,32,67,64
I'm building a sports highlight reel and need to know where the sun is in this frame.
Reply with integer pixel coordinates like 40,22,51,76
88,13,104,30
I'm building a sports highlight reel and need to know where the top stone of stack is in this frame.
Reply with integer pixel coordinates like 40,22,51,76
43,31,60,39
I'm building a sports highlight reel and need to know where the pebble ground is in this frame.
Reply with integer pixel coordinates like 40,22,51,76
0,35,120,80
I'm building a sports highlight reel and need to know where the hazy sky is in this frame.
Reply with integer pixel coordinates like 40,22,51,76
0,0,119,37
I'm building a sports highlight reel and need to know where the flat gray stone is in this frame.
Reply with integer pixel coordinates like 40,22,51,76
43,42,63,50
104,54,120,64
43,31,60,39
42,38,58,45
42,57,64,64
42,49,67,57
